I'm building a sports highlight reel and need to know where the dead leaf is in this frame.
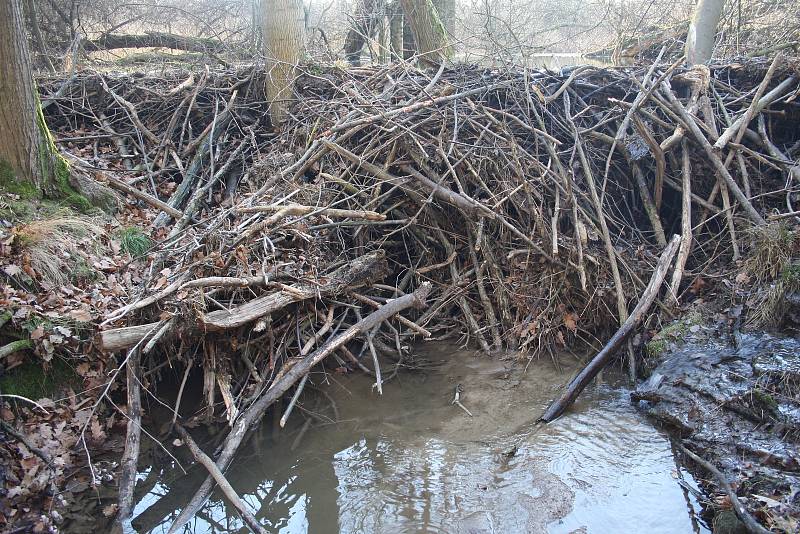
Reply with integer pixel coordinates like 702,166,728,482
563,312,579,333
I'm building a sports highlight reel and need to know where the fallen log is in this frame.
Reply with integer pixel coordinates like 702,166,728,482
99,251,388,351
167,281,433,533
539,234,681,423
113,350,142,534
84,32,224,54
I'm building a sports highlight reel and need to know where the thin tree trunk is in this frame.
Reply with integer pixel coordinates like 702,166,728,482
262,0,305,126
388,2,404,58
686,0,725,65
399,0,449,64
0,0,61,194
23,0,55,73
343,0,384,66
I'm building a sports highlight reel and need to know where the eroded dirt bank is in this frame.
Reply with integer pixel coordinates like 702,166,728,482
635,332,800,532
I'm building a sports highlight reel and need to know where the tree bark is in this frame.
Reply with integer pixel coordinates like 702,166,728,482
0,0,62,194
432,0,455,37
685,0,725,65
399,0,450,64
388,2,404,58
261,0,306,126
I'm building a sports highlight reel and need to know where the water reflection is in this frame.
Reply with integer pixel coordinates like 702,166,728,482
131,344,707,533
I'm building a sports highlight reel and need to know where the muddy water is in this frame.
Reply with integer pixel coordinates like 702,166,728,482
131,343,708,533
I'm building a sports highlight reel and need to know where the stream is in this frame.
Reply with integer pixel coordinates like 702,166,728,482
127,343,708,533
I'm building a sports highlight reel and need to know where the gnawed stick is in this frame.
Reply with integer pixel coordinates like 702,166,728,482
174,424,268,534
669,140,693,305
113,349,142,534
239,203,386,221
679,445,771,534
539,235,681,423
167,282,432,533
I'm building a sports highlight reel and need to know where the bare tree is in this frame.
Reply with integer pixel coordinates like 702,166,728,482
262,0,306,126
686,0,725,64
0,0,65,195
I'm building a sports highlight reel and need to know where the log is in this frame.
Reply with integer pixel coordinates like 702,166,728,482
539,235,681,423
113,350,142,534
85,32,224,54
99,251,388,351
200,250,387,330
167,281,433,533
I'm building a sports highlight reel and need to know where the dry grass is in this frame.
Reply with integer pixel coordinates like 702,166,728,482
744,222,797,285
742,223,799,327
17,216,105,287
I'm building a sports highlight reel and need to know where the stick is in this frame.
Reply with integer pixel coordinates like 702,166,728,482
539,235,681,423
167,282,432,533
714,74,796,150
660,85,765,225
239,203,386,221
670,140,693,305
174,425,268,534
679,445,771,534
113,349,142,533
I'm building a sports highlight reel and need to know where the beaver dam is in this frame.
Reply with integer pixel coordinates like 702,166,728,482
2,55,800,532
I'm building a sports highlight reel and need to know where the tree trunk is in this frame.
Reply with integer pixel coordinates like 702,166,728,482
23,0,55,73
388,2,404,58
686,0,725,65
399,0,450,64
261,0,305,126
432,0,455,38
0,0,62,196
343,0,385,66
402,8,417,59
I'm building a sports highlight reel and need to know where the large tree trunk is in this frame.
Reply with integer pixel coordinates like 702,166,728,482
686,0,725,65
0,0,62,195
432,0,455,38
261,0,305,126
399,0,450,64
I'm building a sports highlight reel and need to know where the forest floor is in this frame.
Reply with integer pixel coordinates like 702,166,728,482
1,55,799,532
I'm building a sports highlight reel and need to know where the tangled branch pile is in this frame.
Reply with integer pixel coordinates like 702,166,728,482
34,56,800,528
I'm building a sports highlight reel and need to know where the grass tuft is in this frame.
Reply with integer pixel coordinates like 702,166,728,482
17,216,105,286
117,226,151,258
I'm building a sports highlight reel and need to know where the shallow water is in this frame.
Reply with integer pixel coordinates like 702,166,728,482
130,343,708,533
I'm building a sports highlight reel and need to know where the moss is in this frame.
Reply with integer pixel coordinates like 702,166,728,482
0,159,38,199
34,92,91,213
645,338,668,358
781,262,800,285
0,357,77,400
750,387,779,415
645,312,702,357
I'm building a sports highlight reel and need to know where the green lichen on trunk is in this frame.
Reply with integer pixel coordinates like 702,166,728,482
33,93,91,212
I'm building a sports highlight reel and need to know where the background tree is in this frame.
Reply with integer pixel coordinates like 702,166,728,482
399,0,450,64
262,0,306,126
686,0,725,64
0,0,66,197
